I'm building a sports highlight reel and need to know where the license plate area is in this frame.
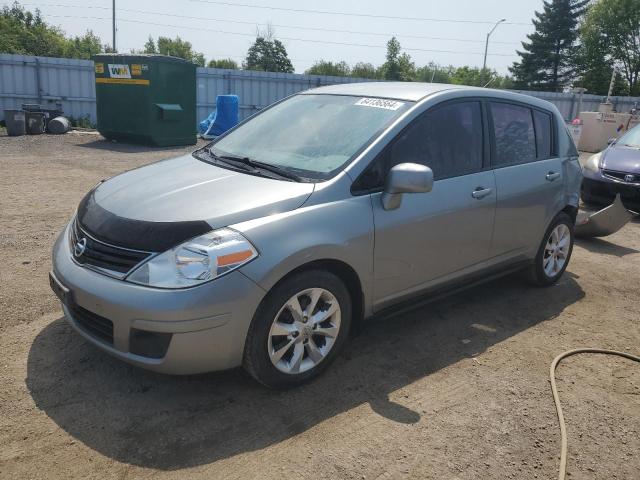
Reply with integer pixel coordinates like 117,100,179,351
49,271,71,305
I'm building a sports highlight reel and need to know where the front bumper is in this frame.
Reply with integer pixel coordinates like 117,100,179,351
51,222,266,374
581,171,640,212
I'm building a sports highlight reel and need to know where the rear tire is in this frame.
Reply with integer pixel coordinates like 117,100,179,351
526,212,574,287
243,270,352,388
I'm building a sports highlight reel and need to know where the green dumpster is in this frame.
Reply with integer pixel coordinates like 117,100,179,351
93,54,196,146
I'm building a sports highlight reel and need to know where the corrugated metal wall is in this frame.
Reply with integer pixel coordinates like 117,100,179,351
0,54,96,122
196,67,374,122
515,90,640,121
3,54,640,126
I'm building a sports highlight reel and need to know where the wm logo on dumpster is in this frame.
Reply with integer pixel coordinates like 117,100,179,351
107,64,131,79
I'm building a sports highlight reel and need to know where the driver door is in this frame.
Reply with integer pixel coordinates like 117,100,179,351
364,100,497,310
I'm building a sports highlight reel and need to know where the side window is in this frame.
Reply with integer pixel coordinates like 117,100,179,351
390,101,484,180
490,102,536,166
533,110,553,158
352,101,484,192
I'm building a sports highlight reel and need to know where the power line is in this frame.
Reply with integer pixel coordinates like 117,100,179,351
15,2,523,45
118,8,522,46
189,0,532,26
42,14,519,57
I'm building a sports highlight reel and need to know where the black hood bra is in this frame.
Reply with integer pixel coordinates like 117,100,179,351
76,188,212,252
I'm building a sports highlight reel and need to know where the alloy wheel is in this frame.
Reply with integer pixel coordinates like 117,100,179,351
543,224,571,278
267,288,341,374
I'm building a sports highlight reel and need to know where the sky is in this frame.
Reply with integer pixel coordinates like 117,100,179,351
10,0,546,74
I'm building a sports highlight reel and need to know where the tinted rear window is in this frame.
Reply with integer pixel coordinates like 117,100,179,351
490,102,536,166
533,110,552,158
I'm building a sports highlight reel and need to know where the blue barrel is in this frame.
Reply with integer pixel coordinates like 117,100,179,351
202,95,239,138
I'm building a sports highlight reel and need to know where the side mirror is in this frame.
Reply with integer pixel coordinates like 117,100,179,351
607,137,617,146
381,163,434,211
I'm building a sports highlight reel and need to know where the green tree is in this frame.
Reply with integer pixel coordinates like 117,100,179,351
415,62,455,83
306,60,351,76
0,3,110,59
573,51,629,96
351,62,378,79
450,66,489,86
144,35,206,66
1,2,67,56
208,58,239,69
63,30,103,59
244,36,294,73
143,36,156,54
578,0,640,95
510,0,589,91
380,37,415,81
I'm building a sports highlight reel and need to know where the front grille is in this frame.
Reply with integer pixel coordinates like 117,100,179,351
69,301,114,345
603,169,640,184
70,219,152,276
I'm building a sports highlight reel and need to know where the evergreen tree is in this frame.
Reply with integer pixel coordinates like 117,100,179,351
380,37,415,81
510,0,589,91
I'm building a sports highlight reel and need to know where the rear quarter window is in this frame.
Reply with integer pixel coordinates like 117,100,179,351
533,110,553,158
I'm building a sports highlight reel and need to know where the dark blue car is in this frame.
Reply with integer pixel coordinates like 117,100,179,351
582,124,640,212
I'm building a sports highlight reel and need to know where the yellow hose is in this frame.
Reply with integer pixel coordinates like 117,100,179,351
550,348,640,480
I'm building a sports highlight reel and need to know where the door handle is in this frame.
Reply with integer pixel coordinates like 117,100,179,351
471,187,493,199
546,171,561,181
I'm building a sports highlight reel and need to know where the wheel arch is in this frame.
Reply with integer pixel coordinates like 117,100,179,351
561,204,579,223
259,258,366,331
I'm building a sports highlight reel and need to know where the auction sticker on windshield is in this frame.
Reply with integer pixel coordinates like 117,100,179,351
355,98,405,110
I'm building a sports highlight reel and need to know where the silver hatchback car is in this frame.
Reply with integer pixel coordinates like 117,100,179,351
50,83,582,387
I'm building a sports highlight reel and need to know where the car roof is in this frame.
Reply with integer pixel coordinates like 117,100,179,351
303,82,474,102
303,82,557,112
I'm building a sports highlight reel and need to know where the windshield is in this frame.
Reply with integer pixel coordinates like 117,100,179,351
618,125,640,147
209,94,412,181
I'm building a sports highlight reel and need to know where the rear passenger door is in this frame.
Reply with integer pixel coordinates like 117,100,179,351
488,101,564,259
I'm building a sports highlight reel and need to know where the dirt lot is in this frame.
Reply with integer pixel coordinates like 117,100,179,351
1,132,638,480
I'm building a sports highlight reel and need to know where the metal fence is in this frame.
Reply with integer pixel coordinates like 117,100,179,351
0,54,96,122
196,67,373,122
3,53,640,126
515,89,640,121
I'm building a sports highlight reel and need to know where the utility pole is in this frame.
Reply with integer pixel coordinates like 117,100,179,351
112,0,117,52
606,66,617,104
483,18,506,72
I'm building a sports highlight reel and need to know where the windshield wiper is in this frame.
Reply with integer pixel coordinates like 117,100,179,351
213,152,304,182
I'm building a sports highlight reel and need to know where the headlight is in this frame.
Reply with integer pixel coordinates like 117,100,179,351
583,152,602,173
127,228,258,288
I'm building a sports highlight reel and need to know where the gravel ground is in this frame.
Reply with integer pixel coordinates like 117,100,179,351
0,132,638,480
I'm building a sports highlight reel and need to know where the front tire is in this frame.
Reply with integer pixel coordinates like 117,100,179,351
526,212,574,287
243,270,352,388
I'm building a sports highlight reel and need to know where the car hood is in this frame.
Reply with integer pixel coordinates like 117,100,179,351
603,146,640,174
76,154,315,251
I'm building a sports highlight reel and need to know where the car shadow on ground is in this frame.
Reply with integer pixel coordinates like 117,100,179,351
26,273,584,470
576,237,640,257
